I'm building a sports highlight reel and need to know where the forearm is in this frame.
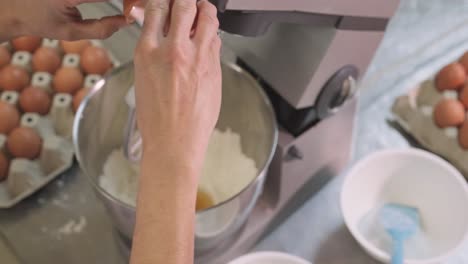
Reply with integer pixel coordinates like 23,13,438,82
130,0,220,262
0,1,24,42
130,151,200,264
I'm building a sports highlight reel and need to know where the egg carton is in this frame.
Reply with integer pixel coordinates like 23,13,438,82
0,96,74,208
0,39,120,207
392,79,468,177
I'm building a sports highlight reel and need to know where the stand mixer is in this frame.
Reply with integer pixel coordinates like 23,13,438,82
109,0,400,262
196,0,400,262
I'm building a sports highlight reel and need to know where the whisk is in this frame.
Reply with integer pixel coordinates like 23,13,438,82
123,86,142,162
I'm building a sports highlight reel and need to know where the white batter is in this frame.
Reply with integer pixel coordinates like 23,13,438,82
99,128,258,207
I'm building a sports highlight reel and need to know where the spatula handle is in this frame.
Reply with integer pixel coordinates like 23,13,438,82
391,235,404,264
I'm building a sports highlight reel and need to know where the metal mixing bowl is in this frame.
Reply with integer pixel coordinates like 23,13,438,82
73,59,278,253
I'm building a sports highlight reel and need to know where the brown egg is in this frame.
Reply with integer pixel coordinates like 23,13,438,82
80,46,112,75
0,152,9,181
435,63,466,91
32,47,61,74
433,99,466,127
60,40,91,54
53,67,84,94
0,46,11,68
73,88,89,112
11,36,42,52
0,101,20,134
0,65,30,91
7,127,42,159
459,83,468,109
19,86,51,115
460,51,468,73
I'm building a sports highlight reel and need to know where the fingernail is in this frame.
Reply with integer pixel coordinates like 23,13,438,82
197,0,207,6
130,6,145,25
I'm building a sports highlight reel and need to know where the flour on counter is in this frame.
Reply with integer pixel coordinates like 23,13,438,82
56,180,65,188
37,197,46,205
57,216,87,235
52,199,68,209
99,128,258,207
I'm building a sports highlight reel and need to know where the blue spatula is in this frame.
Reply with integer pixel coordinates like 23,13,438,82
379,203,420,264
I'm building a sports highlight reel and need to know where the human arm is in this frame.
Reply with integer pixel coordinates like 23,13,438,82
0,0,127,42
130,0,221,263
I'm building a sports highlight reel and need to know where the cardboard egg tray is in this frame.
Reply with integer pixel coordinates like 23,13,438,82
392,79,468,177
0,39,119,208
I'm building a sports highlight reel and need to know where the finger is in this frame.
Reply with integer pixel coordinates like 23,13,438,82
124,0,147,24
141,0,171,41
68,0,111,5
169,0,197,40
194,0,219,48
68,15,127,40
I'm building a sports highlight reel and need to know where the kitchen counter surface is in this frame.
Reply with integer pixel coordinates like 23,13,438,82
1,1,468,263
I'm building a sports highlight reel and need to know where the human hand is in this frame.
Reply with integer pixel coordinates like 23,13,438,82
0,0,127,41
134,0,221,173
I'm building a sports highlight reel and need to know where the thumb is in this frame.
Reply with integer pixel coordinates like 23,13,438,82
68,15,127,40
67,0,116,6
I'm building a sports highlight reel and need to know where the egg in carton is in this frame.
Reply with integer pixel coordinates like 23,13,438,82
392,52,468,177
0,43,11,68
0,98,73,208
0,37,119,207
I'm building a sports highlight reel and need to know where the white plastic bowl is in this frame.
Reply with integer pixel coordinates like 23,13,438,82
228,252,311,264
341,148,468,263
